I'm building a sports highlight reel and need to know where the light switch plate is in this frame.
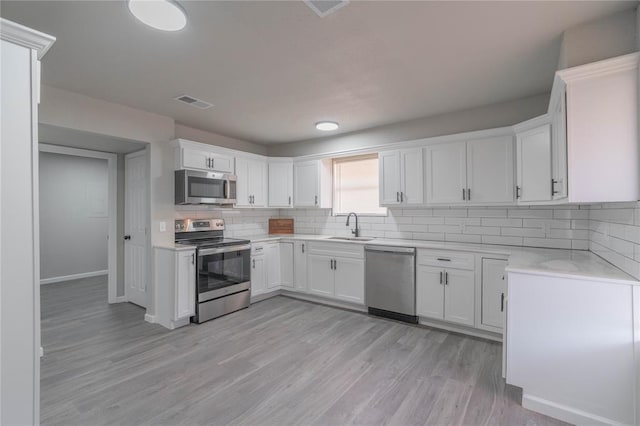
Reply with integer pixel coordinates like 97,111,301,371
159,221,167,232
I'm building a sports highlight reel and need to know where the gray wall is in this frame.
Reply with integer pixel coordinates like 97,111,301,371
558,8,637,70
267,93,549,157
39,152,109,280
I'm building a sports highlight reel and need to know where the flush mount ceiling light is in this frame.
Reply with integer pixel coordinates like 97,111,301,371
315,121,339,131
128,0,187,32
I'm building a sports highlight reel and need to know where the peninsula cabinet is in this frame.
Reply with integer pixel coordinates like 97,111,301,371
379,148,424,206
551,52,639,203
293,159,332,208
424,135,514,205
154,247,196,330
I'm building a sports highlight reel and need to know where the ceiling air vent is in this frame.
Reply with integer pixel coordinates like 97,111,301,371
174,95,213,110
304,0,349,18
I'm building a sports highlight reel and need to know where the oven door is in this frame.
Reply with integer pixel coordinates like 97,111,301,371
176,170,237,205
197,245,251,302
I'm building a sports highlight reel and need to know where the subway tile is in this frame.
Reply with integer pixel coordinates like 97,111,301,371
428,224,462,233
467,209,507,217
412,232,444,241
384,231,413,240
522,219,571,229
507,209,553,219
482,235,523,246
464,226,501,236
481,218,523,227
548,229,588,240
552,209,588,220
412,216,445,225
501,227,545,238
572,240,589,250
523,238,572,249
432,208,468,217
445,233,482,243
402,208,433,216
445,217,481,226
571,219,590,230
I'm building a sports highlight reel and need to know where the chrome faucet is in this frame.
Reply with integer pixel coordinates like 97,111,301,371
345,212,359,237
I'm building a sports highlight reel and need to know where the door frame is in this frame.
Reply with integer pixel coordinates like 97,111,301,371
39,144,119,303
123,148,150,306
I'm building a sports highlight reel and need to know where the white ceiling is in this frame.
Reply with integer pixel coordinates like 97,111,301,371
2,1,636,144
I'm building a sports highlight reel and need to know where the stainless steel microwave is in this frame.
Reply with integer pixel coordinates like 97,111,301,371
175,169,237,205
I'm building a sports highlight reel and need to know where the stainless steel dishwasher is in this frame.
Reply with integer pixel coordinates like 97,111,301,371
365,245,417,324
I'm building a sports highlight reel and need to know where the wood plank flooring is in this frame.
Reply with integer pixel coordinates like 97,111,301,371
41,277,569,425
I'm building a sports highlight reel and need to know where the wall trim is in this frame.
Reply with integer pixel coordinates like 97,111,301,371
144,314,157,323
418,316,502,342
0,18,56,59
522,394,622,426
40,270,107,285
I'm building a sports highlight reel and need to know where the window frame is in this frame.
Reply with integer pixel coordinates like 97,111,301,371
331,153,388,217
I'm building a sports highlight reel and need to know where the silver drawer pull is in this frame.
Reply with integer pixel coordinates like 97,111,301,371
436,258,451,262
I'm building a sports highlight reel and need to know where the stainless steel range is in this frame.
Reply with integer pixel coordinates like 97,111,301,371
175,218,251,323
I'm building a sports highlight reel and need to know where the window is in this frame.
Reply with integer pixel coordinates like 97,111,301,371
333,154,387,216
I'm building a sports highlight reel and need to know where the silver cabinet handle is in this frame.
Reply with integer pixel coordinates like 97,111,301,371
397,192,400,202
437,258,451,262
191,253,195,265
501,293,505,312
330,259,333,270
551,179,559,196
462,188,466,201
400,192,404,202
252,259,255,268
315,195,318,205
289,196,291,205
516,186,521,199
301,243,305,253
445,272,449,285
334,259,337,270
467,188,471,201
439,271,443,284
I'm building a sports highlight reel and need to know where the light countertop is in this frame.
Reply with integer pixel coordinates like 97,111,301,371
247,234,639,286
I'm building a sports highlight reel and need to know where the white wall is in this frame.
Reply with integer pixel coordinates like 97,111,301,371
39,152,109,281
267,94,549,157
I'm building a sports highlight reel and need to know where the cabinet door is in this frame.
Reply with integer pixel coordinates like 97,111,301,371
516,125,552,203
269,162,293,207
481,258,507,330
182,148,212,171
400,148,424,205
467,136,514,204
266,242,281,289
294,161,319,207
416,265,444,320
551,95,568,200
425,142,467,204
444,269,475,326
280,242,294,288
235,157,252,207
294,241,307,291
211,154,234,174
379,150,401,205
251,255,266,296
333,257,364,304
249,159,267,207
307,254,334,297
175,250,196,320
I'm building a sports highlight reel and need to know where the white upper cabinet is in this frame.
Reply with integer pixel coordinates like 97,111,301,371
175,140,235,173
425,142,467,205
268,161,293,208
235,156,267,208
379,148,424,206
550,95,568,200
554,53,639,203
516,123,552,203
425,136,514,205
293,159,332,208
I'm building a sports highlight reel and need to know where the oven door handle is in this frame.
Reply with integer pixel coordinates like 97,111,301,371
198,244,252,256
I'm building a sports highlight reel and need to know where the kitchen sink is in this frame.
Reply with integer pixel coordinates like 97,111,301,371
327,236,373,241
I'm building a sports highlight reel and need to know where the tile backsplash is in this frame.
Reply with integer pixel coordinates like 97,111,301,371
282,206,590,250
175,205,279,238
589,202,640,279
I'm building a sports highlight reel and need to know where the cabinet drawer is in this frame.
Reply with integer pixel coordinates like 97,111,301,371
307,241,364,259
417,250,475,270
251,243,266,255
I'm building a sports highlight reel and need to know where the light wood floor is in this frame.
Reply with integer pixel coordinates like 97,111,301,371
41,277,569,426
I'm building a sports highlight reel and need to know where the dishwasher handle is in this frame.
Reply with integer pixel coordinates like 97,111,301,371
365,245,415,255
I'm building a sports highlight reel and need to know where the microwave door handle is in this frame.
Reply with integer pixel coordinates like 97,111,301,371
224,179,230,199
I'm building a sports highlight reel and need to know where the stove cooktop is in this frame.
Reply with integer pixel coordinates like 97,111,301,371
175,237,250,249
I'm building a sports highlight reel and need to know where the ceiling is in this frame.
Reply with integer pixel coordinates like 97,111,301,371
2,1,636,145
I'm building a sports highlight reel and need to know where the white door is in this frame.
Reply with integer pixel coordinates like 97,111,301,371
249,159,267,207
181,148,211,171
333,257,364,303
294,241,307,291
266,242,281,289
268,162,293,207
481,258,507,329
280,242,294,288
234,157,251,207
400,148,424,205
379,150,401,205
125,150,148,308
516,125,552,203
425,142,467,204
251,255,266,296
466,136,514,204
175,250,196,320
551,96,568,200
293,161,319,207
443,268,475,326
307,254,334,297
416,266,444,319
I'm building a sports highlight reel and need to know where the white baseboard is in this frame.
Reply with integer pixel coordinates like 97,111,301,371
114,296,127,303
418,317,502,342
40,270,108,285
522,394,624,426
144,314,157,324
280,290,367,313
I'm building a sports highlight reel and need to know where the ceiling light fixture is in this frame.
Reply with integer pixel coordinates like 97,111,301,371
315,121,339,131
128,0,187,32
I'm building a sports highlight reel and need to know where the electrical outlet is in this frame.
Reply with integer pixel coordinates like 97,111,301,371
159,221,167,232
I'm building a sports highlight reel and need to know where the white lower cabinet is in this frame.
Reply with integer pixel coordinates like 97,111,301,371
266,242,280,289
251,251,266,297
293,241,307,291
416,266,445,319
307,254,335,297
280,242,294,288
443,268,475,326
480,258,507,331
154,247,196,330
307,242,365,304
333,257,364,304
